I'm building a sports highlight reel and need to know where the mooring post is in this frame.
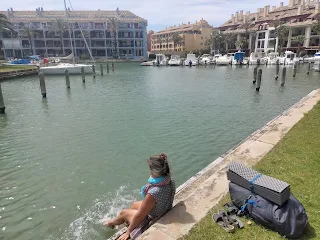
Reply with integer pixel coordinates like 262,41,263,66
307,62,311,75
100,64,104,76
293,63,297,77
253,66,258,84
65,69,70,89
281,67,286,86
112,62,114,71
81,67,85,82
107,63,110,73
265,59,268,66
39,72,47,98
256,69,262,91
257,58,260,66
0,83,5,114
92,65,96,78
275,59,280,80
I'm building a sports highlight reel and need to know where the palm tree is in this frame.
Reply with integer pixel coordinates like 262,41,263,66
0,13,13,57
21,25,40,55
207,30,224,53
224,33,237,51
164,34,171,50
171,33,183,50
312,18,320,50
239,19,254,50
235,37,246,51
156,36,164,50
107,17,118,58
291,35,305,56
273,21,288,54
50,19,68,55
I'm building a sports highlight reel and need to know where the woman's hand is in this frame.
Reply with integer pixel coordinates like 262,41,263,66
118,231,130,240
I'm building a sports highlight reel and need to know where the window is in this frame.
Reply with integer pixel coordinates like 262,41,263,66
201,36,203,39
261,41,265,48
258,32,266,39
200,42,203,46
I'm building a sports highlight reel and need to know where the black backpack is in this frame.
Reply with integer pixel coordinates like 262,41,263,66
229,182,308,238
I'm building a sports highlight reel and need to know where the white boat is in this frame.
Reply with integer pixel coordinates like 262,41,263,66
216,55,231,65
249,52,266,65
306,52,320,63
140,61,154,66
199,54,212,65
184,54,198,66
168,55,182,66
40,63,92,74
313,60,320,72
232,51,247,65
280,51,299,65
40,0,93,74
153,54,167,66
266,52,280,65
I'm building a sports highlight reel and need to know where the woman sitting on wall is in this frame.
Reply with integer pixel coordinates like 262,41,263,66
104,153,175,240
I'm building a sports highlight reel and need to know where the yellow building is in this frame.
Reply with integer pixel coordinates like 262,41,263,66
151,19,213,53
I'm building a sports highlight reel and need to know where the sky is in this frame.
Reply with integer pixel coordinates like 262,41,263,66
2,0,288,31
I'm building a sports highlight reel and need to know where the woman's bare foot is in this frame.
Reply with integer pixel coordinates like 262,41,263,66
103,220,115,229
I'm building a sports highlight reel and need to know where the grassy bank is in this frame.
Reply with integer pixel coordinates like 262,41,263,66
0,65,37,73
182,102,320,240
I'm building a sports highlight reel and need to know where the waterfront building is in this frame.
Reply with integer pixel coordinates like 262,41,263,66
150,19,214,54
0,8,148,59
219,0,320,54
147,30,154,52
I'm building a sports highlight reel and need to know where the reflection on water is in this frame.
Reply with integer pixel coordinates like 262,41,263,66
0,63,319,240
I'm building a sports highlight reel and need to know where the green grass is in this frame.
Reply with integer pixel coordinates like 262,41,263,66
0,65,36,73
182,102,320,240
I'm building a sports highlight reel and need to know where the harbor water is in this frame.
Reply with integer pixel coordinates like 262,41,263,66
0,63,319,240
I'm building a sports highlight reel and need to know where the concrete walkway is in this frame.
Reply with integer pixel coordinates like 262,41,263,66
138,89,320,240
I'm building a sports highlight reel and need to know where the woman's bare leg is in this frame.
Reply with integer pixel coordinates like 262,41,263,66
104,209,137,227
130,201,142,210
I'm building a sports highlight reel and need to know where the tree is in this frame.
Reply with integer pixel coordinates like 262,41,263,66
164,34,171,50
156,36,164,49
207,30,224,53
50,19,68,55
0,13,13,57
273,21,288,54
291,35,305,56
107,17,118,58
223,33,237,51
239,19,254,50
312,18,320,50
21,25,40,55
235,37,246,51
172,33,183,50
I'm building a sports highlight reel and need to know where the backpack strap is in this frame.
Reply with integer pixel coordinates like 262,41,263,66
249,174,262,192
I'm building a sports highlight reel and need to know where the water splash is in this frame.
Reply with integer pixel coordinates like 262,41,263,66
57,185,138,240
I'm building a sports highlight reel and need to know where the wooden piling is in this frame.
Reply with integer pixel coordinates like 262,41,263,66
107,63,110,73
112,62,114,71
39,72,47,98
92,65,96,78
265,59,268,66
65,69,70,89
100,64,104,76
293,63,297,77
81,67,85,82
281,67,286,86
307,62,311,75
256,69,262,91
0,83,5,114
253,66,258,84
275,60,280,80
257,59,260,66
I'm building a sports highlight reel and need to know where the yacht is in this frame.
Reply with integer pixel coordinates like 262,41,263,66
184,54,198,66
266,52,280,65
140,61,154,66
280,51,299,65
40,63,92,74
199,54,212,65
153,54,167,66
306,52,320,63
232,51,246,65
216,55,231,65
168,55,182,66
249,52,266,65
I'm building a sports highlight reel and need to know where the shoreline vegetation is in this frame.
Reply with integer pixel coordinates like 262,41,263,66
181,102,320,240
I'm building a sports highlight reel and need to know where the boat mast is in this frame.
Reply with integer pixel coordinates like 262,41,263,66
64,0,75,65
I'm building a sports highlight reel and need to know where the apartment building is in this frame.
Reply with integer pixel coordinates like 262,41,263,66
150,19,213,53
0,7,148,59
219,0,320,54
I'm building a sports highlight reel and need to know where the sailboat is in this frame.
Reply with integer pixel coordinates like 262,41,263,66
40,0,93,75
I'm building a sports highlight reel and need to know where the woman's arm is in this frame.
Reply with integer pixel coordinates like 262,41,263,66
128,193,156,233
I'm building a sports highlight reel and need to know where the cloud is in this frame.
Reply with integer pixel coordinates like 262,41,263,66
2,0,287,31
